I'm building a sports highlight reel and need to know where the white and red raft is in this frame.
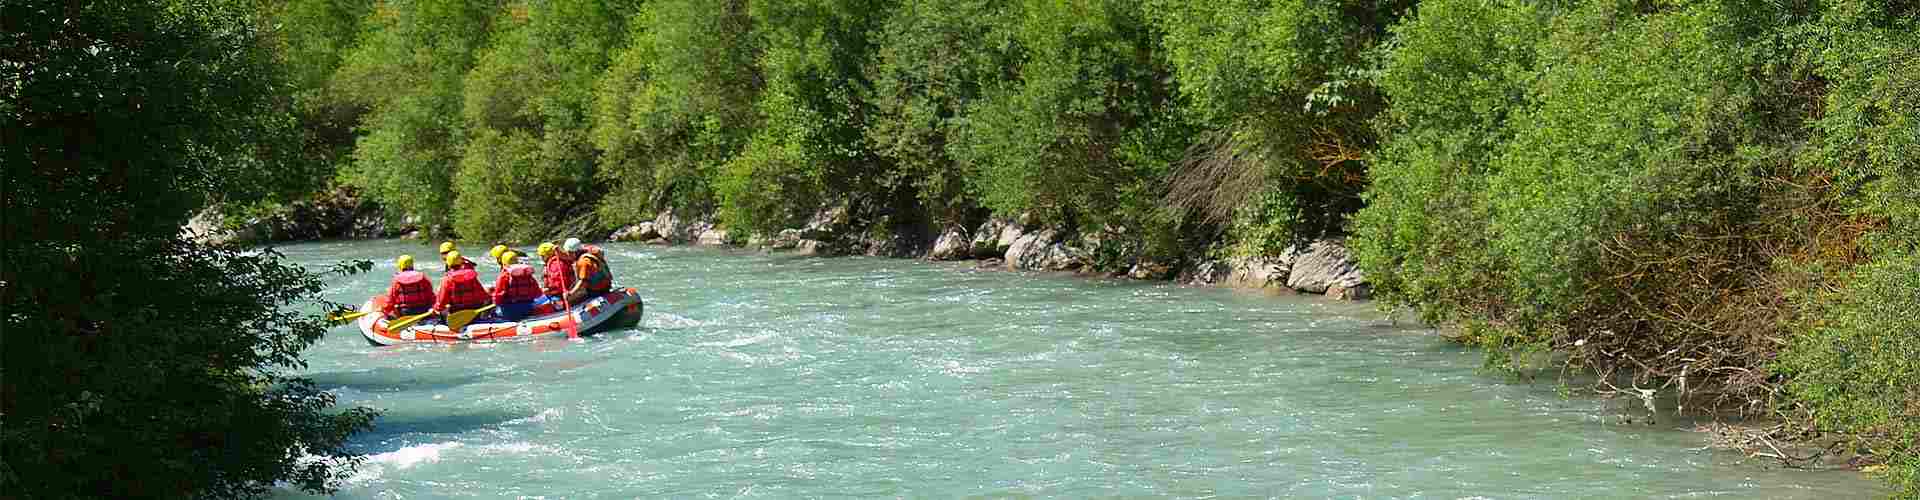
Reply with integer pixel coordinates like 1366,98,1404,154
355,288,644,346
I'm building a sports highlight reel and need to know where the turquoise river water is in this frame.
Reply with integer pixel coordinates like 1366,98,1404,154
273,240,1882,498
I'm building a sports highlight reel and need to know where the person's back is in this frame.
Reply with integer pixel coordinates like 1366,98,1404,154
383,269,434,318
492,255,542,320
435,268,491,314
571,247,613,302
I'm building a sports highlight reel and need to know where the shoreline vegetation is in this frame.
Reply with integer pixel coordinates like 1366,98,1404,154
6,0,1911,496
253,0,1916,493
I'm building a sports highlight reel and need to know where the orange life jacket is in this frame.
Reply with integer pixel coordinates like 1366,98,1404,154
576,251,613,294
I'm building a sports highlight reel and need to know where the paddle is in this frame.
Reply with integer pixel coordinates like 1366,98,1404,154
445,304,497,334
384,310,436,334
328,310,373,322
560,295,579,339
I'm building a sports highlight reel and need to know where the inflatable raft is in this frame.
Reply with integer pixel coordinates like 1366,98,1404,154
356,288,644,346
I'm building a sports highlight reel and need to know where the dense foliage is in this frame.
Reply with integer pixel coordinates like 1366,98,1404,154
1,0,377,496
261,0,1915,492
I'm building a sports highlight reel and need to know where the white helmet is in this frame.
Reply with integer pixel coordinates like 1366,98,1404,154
563,237,583,253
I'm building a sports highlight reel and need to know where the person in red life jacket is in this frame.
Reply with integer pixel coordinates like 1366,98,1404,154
381,255,435,318
491,250,542,321
564,237,614,303
533,241,574,313
434,251,492,316
439,240,477,272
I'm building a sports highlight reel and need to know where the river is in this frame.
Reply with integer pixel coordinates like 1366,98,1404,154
273,240,1881,498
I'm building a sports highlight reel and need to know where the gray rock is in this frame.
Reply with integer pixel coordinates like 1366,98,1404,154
610,222,658,242
929,227,971,261
1005,230,1088,271
652,211,682,241
183,208,234,245
1004,230,1055,270
1327,282,1372,301
800,205,850,240
1037,242,1088,271
1128,259,1173,280
971,218,1021,256
1179,260,1232,285
1228,255,1294,289
1286,239,1367,296
695,228,729,246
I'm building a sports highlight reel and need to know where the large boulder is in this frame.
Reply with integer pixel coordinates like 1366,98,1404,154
695,227,729,246
610,222,659,242
800,205,850,240
1004,230,1088,271
1037,242,1088,271
1228,255,1294,289
1285,239,1366,295
652,211,683,241
1179,260,1233,285
1128,259,1173,280
1004,230,1056,270
929,226,971,261
971,217,1023,257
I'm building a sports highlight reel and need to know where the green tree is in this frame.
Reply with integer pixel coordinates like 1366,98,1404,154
1,0,376,496
862,0,1019,224
592,0,758,222
950,0,1185,230
1150,0,1408,253
267,0,376,201
332,0,502,233
713,0,895,236
455,0,635,240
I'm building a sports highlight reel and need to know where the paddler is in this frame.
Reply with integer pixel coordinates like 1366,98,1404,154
381,255,435,318
434,251,492,317
439,241,477,272
491,250,542,321
563,237,613,303
535,242,574,311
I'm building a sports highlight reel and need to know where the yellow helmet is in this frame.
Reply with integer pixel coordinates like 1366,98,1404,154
501,250,521,266
396,254,415,271
489,244,508,260
444,250,463,267
537,242,556,258
438,241,456,254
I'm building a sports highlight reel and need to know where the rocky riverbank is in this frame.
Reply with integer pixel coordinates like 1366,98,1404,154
606,207,1372,301
184,188,419,246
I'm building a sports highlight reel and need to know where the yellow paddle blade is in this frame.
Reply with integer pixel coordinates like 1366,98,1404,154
328,310,372,322
445,304,497,334
385,311,436,334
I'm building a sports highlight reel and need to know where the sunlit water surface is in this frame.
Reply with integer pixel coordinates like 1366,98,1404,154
273,240,1880,498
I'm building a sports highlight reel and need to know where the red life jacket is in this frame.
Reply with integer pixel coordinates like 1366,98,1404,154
386,270,434,314
543,254,575,297
494,264,542,305
576,251,613,294
436,269,490,312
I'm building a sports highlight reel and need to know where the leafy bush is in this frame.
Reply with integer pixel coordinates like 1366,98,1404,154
950,0,1179,229
862,0,1019,224
591,0,758,223
332,0,501,232
2,0,375,495
454,0,629,240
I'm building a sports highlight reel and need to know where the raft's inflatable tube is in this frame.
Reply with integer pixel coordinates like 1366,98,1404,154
357,287,644,346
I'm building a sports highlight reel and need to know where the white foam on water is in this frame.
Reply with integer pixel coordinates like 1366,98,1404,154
505,407,564,425
367,441,464,470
